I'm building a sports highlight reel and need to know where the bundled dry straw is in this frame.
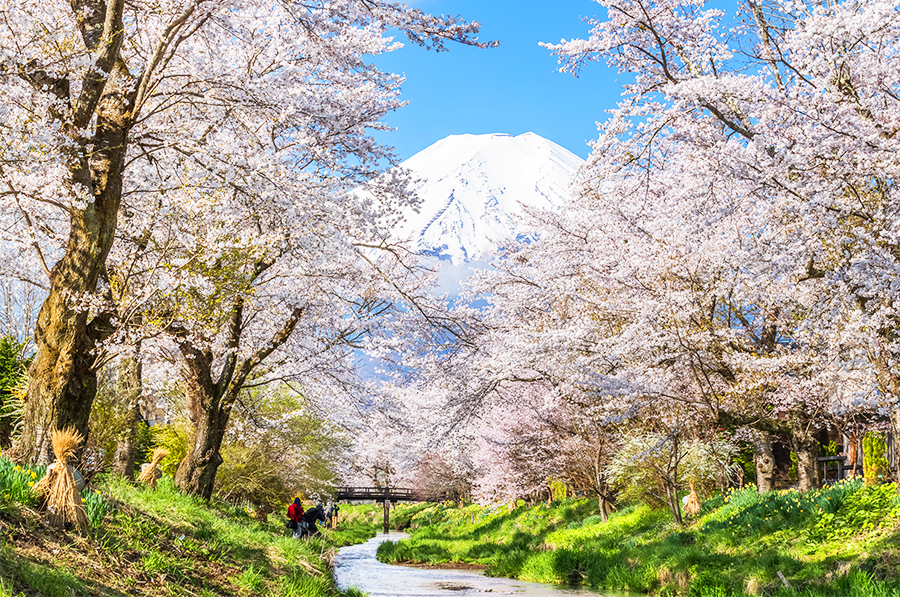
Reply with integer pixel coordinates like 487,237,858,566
683,480,702,517
137,447,168,489
33,427,89,533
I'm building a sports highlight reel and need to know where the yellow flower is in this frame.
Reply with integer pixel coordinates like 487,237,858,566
81,498,86,503
30,471,36,479
26,481,33,487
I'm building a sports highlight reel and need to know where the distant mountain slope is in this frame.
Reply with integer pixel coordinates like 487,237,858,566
392,132,584,264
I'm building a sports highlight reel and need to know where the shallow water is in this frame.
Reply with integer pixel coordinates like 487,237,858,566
333,532,643,597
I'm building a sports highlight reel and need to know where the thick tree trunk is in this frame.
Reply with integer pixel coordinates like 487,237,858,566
112,398,141,479
598,493,610,523
112,349,142,479
17,213,116,464
754,432,776,493
175,406,229,500
173,300,303,499
846,432,860,478
790,414,821,492
795,440,820,492
174,346,231,500
14,40,133,464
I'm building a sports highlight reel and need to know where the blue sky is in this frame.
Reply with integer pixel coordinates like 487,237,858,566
372,0,623,161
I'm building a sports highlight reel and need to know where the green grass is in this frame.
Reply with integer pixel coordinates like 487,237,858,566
376,482,900,596
0,455,375,596
0,458,43,509
0,457,113,527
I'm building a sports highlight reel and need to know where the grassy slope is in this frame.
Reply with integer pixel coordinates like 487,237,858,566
376,480,900,596
0,470,376,597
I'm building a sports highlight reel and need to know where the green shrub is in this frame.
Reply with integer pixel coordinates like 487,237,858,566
148,422,188,477
549,479,567,501
701,479,871,540
0,337,28,448
863,433,891,486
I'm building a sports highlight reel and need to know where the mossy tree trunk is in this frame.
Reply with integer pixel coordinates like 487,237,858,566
14,0,132,465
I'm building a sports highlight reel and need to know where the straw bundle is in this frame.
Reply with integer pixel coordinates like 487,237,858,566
33,427,89,532
137,448,168,488
683,481,702,517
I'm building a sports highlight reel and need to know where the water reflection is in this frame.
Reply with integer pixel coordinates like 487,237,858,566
333,532,643,597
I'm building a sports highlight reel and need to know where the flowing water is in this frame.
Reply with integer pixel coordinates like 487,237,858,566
333,532,643,597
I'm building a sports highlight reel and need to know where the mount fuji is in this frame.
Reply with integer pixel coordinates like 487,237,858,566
388,132,584,265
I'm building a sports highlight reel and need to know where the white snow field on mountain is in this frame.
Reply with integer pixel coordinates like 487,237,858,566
385,132,584,267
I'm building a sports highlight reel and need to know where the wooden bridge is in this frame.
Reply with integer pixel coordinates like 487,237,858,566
333,487,448,533
334,486,447,502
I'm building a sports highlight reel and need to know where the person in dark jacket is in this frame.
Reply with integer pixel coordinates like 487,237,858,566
302,506,326,537
287,498,304,537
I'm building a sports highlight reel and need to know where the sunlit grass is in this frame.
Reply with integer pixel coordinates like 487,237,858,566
376,483,900,596
0,458,373,596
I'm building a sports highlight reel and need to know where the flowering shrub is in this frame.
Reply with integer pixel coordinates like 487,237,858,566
83,489,111,528
0,457,43,507
0,455,110,528
699,478,900,542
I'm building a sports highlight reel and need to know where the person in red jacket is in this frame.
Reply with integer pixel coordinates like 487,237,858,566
287,498,304,536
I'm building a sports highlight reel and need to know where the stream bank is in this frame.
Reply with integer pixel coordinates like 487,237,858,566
334,532,641,597
365,482,900,596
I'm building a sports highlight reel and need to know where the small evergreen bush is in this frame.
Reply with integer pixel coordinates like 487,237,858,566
863,433,891,486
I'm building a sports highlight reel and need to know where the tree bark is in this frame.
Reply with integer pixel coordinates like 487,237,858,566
112,347,143,480
174,402,230,500
598,490,611,523
794,438,820,492
13,0,132,464
891,408,900,493
173,345,230,500
754,431,776,493
665,481,684,527
790,413,821,492
845,432,859,477
593,447,610,523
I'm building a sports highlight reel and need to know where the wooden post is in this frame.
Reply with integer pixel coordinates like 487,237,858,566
383,499,390,534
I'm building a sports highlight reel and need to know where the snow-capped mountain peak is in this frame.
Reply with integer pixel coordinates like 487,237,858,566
391,132,584,264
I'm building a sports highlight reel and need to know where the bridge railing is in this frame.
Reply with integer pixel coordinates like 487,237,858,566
333,486,448,502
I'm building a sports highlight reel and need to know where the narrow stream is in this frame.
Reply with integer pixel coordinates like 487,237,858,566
333,532,643,597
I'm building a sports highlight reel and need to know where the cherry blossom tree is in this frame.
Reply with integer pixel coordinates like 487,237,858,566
0,0,492,464
539,0,900,486
471,382,621,517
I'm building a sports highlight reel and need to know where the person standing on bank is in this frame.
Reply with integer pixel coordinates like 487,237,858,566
287,498,304,537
